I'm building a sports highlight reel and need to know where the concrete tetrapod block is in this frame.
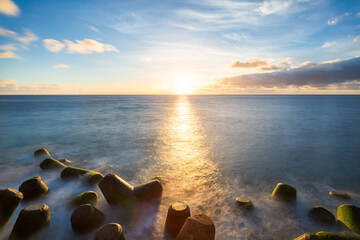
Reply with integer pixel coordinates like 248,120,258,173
235,197,253,209
71,204,105,232
0,188,23,226
40,158,67,170
72,191,98,205
316,231,360,240
18,176,48,199
165,202,191,238
309,206,335,225
133,179,162,200
98,174,134,205
34,148,51,158
329,191,351,199
293,233,321,240
93,223,126,240
271,183,297,202
9,203,50,239
176,214,215,240
337,204,360,234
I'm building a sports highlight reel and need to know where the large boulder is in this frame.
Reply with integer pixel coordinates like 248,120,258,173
71,204,105,232
235,197,253,209
133,180,162,200
176,215,215,240
165,202,191,238
337,204,360,234
72,191,98,205
9,203,50,239
294,233,321,240
40,158,67,170
18,176,48,199
271,183,296,202
309,206,335,225
98,174,134,205
316,231,360,240
34,148,51,158
93,223,126,240
0,188,23,226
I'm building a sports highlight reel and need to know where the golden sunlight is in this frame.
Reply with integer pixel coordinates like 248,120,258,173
173,80,195,95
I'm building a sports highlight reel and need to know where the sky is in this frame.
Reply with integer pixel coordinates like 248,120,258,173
0,0,360,94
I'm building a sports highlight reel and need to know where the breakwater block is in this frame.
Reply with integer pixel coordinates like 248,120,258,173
337,204,360,234
0,188,23,226
165,202,191,238
19,176,48,199
34,148,51,158
40,158,67,170
9,203,50,239
71,204,105,232
72,191,98,205
99,174,134,204
293,233,321,240
271,183,296,202
93,223,127,240
176,214,215,240
133,179,162,200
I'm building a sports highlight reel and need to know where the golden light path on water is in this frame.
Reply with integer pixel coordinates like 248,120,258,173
136,96,240,239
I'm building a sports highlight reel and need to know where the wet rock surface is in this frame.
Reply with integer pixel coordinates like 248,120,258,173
99,174,134,204
18,176,48,199
176,214,215,240
165,202,191,238
0,188,23,226
71,204,105,232
93,223,127,240
271,183,297,202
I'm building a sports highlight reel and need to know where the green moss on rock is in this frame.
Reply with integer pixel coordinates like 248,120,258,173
271,183,296,201
337,204,360,234
72,191,98,205
316,231,360,240
86,171,104,184
40,158,67,170
61,167,89,178
294,233,321,240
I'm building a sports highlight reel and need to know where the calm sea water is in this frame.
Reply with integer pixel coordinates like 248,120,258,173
0,95,359,240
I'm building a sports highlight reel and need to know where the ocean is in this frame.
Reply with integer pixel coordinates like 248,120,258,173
0,95,359,239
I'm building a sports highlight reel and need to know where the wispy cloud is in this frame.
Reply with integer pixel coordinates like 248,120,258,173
229,57,292,71
0,44,17,51
257,0,292,16
88,25,100,33
327,12,350,26
0,27,38,45
52,64,70,69
43,38,118,54
0,50,18,58
0,0,20,16
353,35,360,43
209,57,360,91
321,41,337,48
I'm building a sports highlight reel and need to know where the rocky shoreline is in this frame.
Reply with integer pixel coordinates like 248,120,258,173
0,148,359,240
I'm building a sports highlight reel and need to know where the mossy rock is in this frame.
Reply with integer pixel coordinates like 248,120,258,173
19,176,48,199
271,183,296,201
0,188,23,226
316,231,360,240
99,174,134,205
337,204,360,234
329,191,351,199
294,233,321,240
40,158,67,170
34,148,50,158
61,167,89,178
86,171,104,184
235,197,253,209
72,191,98,205
309,206,335,225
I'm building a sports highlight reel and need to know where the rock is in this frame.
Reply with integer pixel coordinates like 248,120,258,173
294,233,321,240
93,223,127,240
337,204,360,234
0,188,23,226
86,171,104,184
59,158,72,164
235,197,253,209
9,203,50,239
72,191,98,205
165,202,191,238
71,204,105,232
271,183,297,202
133,180,162,199
61,166,89,178
176,215,215,240
329,191,351,199
40,158,67,170
309,206,335,225
316,231,360,240
34,148,51,158
18,176,48,199
98,174,134,205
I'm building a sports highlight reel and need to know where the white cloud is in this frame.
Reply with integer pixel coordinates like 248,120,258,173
353,35,360,43
0,51,18,58
43,39,65,52
257,0,291,16
229,57,292,71
0,44,17,51
321,41,337,48
327,12,350,26
43,38,118,54
0,27,38,45
223,32,249,42
0,0,20,16
52,64,70,69
88,25,100,33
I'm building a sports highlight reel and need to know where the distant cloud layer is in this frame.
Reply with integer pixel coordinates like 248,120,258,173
0,27,38,45
212,57,360,91
43,38,118,54
0,50,18,58
229,57,292,71
321,41,337,48
0,0,20,16
52,64,70,69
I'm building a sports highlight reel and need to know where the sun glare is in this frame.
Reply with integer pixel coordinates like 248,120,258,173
173,80,195,95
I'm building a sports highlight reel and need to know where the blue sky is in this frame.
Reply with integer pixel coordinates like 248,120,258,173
0,0,360,94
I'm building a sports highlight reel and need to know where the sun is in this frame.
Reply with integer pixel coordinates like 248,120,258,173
173,80,195,95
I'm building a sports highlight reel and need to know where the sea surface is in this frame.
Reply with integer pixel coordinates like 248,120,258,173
0,95,359,240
